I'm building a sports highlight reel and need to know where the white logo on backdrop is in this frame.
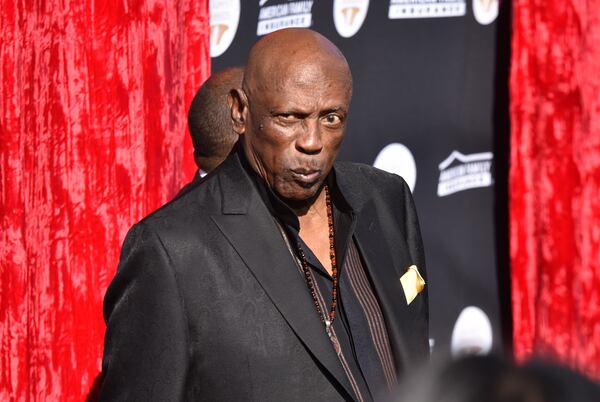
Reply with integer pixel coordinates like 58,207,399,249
437,150,493,197
257,1,314,36
472,0,499,25
210,0,241,58
388,0,466,19
451,306,493,357
333,0,370,38
373,143,417,192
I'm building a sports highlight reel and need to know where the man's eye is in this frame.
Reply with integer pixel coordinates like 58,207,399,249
324,114,342,125
278,113,297,121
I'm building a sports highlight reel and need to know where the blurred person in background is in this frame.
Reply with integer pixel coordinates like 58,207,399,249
188,66,244,177
393,354,600,402
173,67,243,198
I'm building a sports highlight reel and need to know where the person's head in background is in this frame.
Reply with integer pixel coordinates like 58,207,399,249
393,355,600,402
188,66,244,175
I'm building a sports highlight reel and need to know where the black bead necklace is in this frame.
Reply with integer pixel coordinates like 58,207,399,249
297,185,339,332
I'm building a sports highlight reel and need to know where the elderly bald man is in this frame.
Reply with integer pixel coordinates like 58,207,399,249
100,29,428,402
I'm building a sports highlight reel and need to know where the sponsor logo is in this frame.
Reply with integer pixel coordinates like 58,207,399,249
472,0,498,25
437,150,493,197
210,0,241,58
257,0,314,36
373,143,417,192
333,0,370,38
388,0,466,19
451,306,493,357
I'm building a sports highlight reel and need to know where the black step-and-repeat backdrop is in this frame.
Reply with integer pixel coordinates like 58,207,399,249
209,0,509,357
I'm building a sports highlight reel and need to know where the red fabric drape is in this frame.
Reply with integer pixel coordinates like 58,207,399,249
0,1,210,400
510,0,600,380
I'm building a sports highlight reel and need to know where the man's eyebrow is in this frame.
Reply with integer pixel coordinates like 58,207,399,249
268,106,347,117
269,108,310,116
321,107,346,115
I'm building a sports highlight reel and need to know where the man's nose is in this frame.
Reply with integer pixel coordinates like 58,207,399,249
296,119,323,154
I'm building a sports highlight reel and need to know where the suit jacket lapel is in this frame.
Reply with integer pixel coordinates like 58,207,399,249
210,155,356,400
353,202,414,374
334,163,420,374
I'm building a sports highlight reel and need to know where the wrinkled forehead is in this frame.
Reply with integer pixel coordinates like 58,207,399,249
246,54,352,101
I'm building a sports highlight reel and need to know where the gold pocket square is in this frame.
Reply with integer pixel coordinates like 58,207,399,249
400,265,425,305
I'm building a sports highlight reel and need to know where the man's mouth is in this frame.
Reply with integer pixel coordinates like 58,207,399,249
290,169,321,185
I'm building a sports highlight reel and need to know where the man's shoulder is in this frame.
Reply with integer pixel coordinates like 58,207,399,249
334,160,400,179
334,161,410,196
136,173,222,233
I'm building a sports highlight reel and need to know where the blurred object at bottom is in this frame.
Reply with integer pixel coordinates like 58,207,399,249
393,355,600,402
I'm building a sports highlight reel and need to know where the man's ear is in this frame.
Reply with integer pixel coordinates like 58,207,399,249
229,88,247,135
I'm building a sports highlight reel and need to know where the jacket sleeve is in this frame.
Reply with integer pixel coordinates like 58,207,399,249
100,223,188,402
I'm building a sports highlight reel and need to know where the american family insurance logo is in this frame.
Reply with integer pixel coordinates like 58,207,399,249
472,0,499,25
388,0,466,19
210,0,241,57
333,0,370,38
373,143,417,193
257,0,314,36
437,151,493,197
451,306,493,357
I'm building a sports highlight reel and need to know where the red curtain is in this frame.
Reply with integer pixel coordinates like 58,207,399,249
0,1,210,400
510,0,600,380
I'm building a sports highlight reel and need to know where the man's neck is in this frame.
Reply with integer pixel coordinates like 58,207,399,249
296,187,327,222
297,188,333,275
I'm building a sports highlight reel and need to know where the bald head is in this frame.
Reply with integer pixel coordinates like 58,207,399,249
243,28,352,99
230,29,354,207
188,66,244,173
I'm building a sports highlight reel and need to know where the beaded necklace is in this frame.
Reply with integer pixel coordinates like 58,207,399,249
296,186,339,335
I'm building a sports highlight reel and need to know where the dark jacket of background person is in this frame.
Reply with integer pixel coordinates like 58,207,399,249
99,148,428,401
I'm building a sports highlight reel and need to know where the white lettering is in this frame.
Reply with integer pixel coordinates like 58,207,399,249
437,158,493,197
259,1,313,19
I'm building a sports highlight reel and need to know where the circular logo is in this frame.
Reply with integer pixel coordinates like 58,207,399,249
373,143,417,192
210,0,241,58
451,306,493,357
333,0,369,38
472,0,499,25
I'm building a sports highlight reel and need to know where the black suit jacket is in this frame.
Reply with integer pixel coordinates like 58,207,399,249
100,151,428,401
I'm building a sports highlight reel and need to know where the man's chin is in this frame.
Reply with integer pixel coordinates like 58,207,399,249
282,185,326,208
